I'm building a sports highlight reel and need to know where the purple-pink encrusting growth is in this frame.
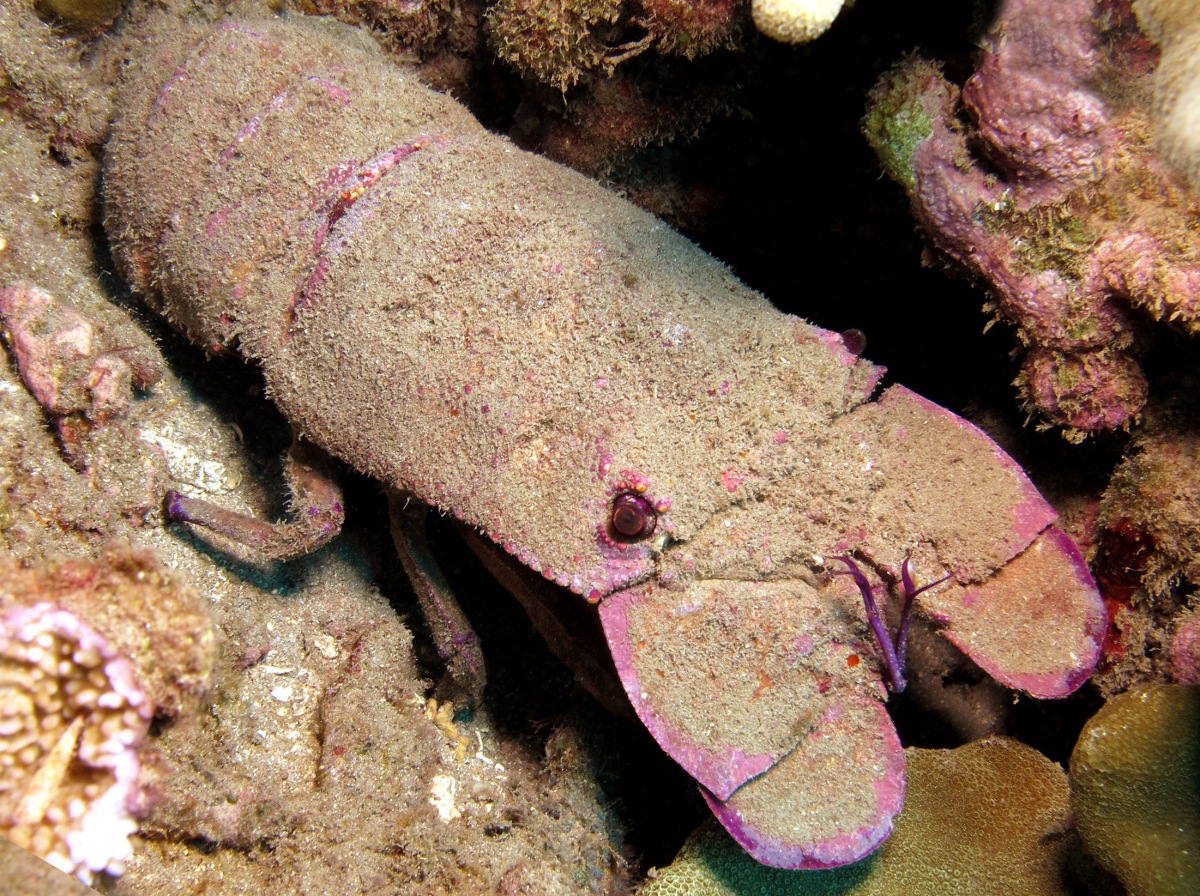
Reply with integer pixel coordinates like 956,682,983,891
0,281,162,465
832,554,951,693
864,0,1200,433
0,603,151,884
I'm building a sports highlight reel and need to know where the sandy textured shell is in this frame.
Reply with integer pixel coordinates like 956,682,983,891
104,17,879,599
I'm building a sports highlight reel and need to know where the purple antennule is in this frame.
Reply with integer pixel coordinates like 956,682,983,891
832,555,906,692
897,554,952,674
832,553,953,693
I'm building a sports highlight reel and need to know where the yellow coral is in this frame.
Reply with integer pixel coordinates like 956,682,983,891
751,0,844,44
0,549,214,884
0,603,149,884
1070,683,1200,896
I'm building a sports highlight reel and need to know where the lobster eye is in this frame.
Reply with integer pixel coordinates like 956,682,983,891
610,493,657,541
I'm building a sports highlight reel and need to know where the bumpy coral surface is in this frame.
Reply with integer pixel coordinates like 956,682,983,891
0,548,213,884
750,0,843,44
0,601,150,883
1070,683,1200,896
864,0,1200,433
639,738,1073,896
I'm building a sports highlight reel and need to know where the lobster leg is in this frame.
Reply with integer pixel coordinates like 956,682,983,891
165,437,344,562
388,496,487,708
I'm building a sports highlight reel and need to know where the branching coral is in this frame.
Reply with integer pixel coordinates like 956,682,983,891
864,0,1200,434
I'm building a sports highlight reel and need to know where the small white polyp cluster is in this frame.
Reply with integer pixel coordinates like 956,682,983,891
0,603,150,884
751,0,846,44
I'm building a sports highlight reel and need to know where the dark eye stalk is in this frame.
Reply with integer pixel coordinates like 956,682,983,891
610,493,657,541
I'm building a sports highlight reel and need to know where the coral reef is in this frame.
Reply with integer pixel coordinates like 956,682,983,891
0,0,116,162
1086,384,1200,693
487,0,623,91
290,0,753,179
100,13,1103,870
0,0,1190,890
1167,606,1200,683
1070,683,1200,896
0,6,636,891
0,282,161,467
863,0,1200,434
0,549,215,719
638,738,1073,896
486,0,747,90
285,0,466,65
486,0,752,175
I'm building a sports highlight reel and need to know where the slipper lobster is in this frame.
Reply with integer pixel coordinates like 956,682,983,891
103,16,1104,868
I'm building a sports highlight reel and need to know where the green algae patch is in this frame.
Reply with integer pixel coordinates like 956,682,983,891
862,59,942,194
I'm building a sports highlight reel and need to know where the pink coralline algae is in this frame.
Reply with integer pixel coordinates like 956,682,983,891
0,282,161,464
863,0,1200,433
1169,610,1200,684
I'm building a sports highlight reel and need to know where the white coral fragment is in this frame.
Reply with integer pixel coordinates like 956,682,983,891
751,0,845,44
429,773,461,822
